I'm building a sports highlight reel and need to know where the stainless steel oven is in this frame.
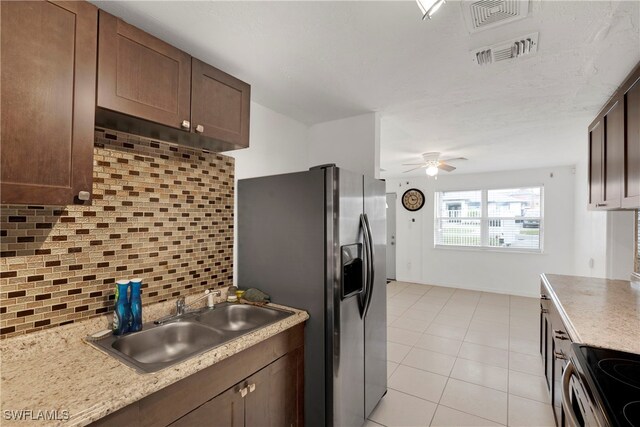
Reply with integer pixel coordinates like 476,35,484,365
564,344,640,427
562,359,605,427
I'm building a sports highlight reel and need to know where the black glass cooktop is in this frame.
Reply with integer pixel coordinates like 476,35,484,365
574,344,640,426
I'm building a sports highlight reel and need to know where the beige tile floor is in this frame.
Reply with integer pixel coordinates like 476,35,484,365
367,281,555,427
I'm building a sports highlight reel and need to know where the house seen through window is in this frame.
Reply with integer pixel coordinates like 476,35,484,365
435,187,543,251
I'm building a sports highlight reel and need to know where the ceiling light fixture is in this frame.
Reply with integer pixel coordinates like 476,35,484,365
425,164,439,176
417,0,445,20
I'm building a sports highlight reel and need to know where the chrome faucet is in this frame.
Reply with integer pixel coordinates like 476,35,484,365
176,297,187,315
155,289,222,325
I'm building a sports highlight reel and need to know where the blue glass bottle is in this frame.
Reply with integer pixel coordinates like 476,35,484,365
112,280,131,335
129,278,143,332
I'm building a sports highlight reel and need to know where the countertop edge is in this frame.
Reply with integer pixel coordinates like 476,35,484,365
540,273,582,343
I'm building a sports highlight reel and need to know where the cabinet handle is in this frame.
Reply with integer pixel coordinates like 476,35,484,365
195,124,204,134
239,387,248,398
540,294,549,300
595,203,607,207
77,191,90,201
554,350,567,360
554,330,569,340
248,383,256,393
541,308,549,314
181,120,191,130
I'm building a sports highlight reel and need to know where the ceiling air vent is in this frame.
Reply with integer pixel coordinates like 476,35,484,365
472,32,539,66
462,0,530,33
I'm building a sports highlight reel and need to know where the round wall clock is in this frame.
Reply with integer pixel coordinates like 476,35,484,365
402,188,425,211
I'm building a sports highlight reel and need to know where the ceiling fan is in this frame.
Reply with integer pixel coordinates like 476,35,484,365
403,152,467,176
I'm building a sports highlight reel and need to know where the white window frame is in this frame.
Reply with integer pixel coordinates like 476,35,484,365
434,186,544,253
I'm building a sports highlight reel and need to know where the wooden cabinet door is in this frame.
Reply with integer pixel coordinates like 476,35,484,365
191,58,251,148
588,119,604,208
603,99,624,209
97,11,191,130
0,1,96,205
169,383,245,427
623,76,640,208
245,350,302,427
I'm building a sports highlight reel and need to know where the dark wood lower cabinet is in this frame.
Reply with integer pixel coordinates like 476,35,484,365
245,349,301,427
540,281,572,427
91,323,304,427
169,383,245,427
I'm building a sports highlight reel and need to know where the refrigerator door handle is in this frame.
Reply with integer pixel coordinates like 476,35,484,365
363,213,375,317
359,214,371,317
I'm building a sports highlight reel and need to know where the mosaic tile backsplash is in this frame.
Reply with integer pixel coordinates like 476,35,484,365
0,129,234,338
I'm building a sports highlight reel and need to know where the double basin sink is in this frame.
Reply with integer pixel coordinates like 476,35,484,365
90,303,293,373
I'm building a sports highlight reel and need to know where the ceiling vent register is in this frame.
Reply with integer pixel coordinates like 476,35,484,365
472,32,539,66
462,0,530,33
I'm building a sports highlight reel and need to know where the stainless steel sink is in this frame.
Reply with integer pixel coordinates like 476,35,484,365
89,303,293,373
195,303,291,332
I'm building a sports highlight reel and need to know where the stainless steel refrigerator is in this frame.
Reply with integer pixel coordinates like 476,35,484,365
238,165,387,427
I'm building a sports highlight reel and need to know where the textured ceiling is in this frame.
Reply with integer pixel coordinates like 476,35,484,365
92,1,640,176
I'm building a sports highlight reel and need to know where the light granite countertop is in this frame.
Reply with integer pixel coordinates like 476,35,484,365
541,273,640,354
0,293,308,427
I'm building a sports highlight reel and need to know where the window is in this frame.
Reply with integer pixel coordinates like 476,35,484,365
435,186,543,251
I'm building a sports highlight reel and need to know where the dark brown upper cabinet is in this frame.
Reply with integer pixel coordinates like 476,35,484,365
97,11,191,130
623,73,640,208
588,63,640,210
191,59,251,148
588,119,604,208
96,11,250,152
0,1,97,206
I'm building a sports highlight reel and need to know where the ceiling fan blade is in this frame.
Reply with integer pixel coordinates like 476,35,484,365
438,163,456,172
402,163,426,166
439,157,468,163
403,166,426,173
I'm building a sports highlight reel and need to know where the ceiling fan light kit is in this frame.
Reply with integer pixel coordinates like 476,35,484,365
426,164,439,176
402,152,467,175
417,0,445,20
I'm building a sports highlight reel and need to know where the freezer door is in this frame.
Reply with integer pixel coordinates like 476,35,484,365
237,169,328,427
328,167,366,427
364,176,388,417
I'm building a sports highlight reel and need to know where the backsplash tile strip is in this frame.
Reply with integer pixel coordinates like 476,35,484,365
0,129,234,338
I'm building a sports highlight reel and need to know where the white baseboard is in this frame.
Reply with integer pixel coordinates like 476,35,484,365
391,278,539,299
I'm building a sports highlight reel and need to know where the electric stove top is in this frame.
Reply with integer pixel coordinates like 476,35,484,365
573,344,640,426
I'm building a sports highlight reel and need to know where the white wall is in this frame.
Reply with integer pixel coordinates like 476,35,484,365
607,210,637,280
387,166,576,297
226,102,310,283
572,146,636,280
572,158,609,277
308,113,380,178
229,102,309,180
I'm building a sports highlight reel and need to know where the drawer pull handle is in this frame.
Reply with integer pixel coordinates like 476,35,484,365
540,294,549,300
249,383,256,393
554,350,567,360
541,308,549,314
595,203,607,207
